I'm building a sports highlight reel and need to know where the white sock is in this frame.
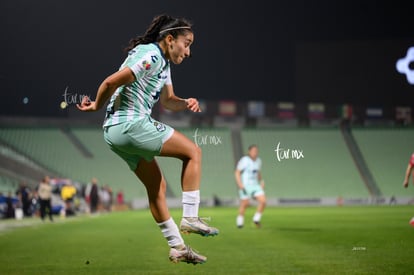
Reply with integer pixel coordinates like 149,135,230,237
182,190,200,218
253,212,262,223
237,215,244,227
157,217,184,248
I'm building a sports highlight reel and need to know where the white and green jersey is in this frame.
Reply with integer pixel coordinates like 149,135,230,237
103,43,171,127
236,156,262,186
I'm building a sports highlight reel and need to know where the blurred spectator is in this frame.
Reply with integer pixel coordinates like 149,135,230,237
89,178,100,213
213,194,222,207
38,176,53,222
117,189,124,205
389,195,397,205
61,181,77,216
0,192,4,218
101,185,111,212
0,192,20,219
30,189,40,217
83,182,91,212
81,183,89,206
107,185,113,210
15,182,31,217
6,191,16,219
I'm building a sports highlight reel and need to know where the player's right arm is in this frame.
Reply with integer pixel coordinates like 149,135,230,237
77,67,135,112
234,169,245,190
235,157,246,190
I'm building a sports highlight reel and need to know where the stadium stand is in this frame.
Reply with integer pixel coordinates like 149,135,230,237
1,122,413,204
0,175,19,194
240,128,370,199
0,127,146,201
352,127,414,197
0,126,235,201
0,127,72,176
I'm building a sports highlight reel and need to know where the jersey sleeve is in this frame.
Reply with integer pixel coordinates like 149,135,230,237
125,51,160,81
125,55,155,79
236,156,247,171
410,153,414,166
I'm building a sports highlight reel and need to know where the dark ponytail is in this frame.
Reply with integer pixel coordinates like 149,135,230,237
124,14,193,53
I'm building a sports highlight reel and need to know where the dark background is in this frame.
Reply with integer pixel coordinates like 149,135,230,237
0,0,413,117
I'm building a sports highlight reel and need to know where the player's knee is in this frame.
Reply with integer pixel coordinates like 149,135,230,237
190,144,202,163
258,196,266,204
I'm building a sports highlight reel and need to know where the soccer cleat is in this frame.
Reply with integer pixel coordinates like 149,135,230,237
254,221,261,228
180,217,219,236
169,245,207,265
410,217,414,227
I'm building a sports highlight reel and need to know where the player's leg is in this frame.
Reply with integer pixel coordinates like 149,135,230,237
237,198,249,228
160,130,219,236
160,130,201,191
47,199,53,221
253,193,266,228
39,199,46,220
134,158,206,264
134,158,170,222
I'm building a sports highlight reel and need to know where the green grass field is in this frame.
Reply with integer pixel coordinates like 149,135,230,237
1,206,414,275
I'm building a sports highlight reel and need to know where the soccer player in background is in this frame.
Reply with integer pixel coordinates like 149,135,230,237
403,153,414,188
403,152,414,226
77,14,218,264
235,144,266,228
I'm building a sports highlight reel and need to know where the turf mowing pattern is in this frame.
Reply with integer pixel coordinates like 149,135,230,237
1,206,413,274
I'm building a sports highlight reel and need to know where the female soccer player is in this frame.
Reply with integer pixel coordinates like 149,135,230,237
403,152,414,189
77,14,218,264
403,152,414,226
235,145,266,228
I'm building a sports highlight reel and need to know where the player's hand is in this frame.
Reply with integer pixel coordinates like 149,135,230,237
185,98,201,112
76,96,97,112
403,180,409,188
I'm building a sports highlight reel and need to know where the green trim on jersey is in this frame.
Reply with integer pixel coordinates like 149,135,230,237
103,43,171,127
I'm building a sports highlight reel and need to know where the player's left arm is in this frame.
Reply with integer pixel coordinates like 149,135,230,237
403,163,414,188
160,84,201,112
